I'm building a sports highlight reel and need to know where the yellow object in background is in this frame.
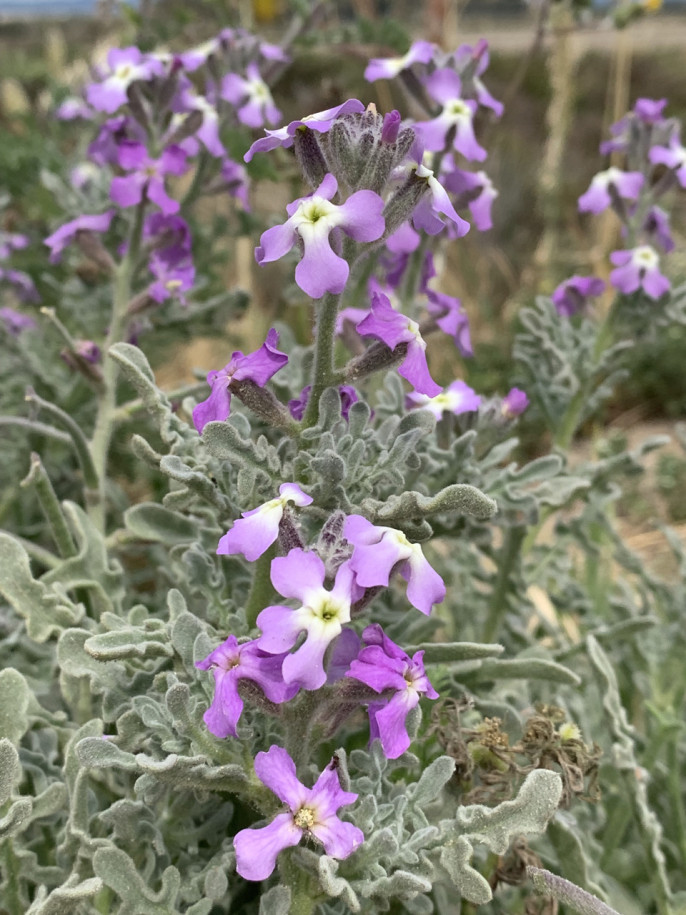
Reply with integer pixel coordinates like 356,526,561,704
253,0,281,22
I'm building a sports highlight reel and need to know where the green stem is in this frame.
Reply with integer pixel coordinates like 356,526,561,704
89,202,146,533
20,452,77,558
24,389,99,491
0,415,71,445
666,738,686,871
483,525,526,643
244,545,277,630
301,291,342,429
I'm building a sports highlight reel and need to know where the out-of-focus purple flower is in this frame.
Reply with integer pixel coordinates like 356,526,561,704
44,211,115,264
600,98,668,155
244,99,365,162
364,40,435,82
426,290,472,356
551,275,606,317
406,379,481,419
357,291,441,396
255,173,385,299
88,116,146,167
609,246,670,300
0,231,29,263
0,269,39,303
288,384,359,422
343,514,446,616
75,340,102,364
418,69,487,161
148,253,195,304
110,142,188,215
442,163,497,231
87,47,164,114
234,746,363,881
386,221,421,255
221,62,280,129
635,97,668,123
346,623,438,759
55,96,93,120
217,482,313,561
143,212,192,256
502,387,529,418
221,158,250,210
649,137,686,187
256,550,356,691
196,637,298,739
0,306,36,335
193,329,288,433
578,167,644,214
406,143,470,237
641,205,675,253
454,39,503,116
173,85,226,157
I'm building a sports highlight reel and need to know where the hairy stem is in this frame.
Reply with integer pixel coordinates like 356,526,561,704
302,291,342,429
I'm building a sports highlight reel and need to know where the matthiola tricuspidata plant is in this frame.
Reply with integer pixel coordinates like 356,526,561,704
2,9,686,915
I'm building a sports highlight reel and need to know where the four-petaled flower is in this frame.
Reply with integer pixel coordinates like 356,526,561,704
217,483,313,561
406,379,480,419
346,624,438,759
418,69,487,161
44,211,115,264
244,99,366,162
649,137,686,187
344,514,446,615
577,167,644,215
233,746,363,881
257,549,357,690
110,141,188,216
256,173,385,298
193,329,288,433
357,291,441,396
551,275,605,317
221,62,281,129
609,246,670,300
196,636,298,738
86,47,164,114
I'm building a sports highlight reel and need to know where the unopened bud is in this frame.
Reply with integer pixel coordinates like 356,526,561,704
293,128,329,189
381,110,401,144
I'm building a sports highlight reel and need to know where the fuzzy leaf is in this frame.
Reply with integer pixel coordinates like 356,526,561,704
411,756,455,807
473,657,581,686
439,835,493,904
0,737,21,804
124,502,199,545
0,668,31,745
258,886,291,915
414,642,504,663
93,846,180,914
84,627,173,661
25,877,104,915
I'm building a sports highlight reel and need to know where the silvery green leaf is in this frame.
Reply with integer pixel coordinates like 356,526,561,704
76,737,138,771
439,835,492,904
92,846,180,915
410,756,455,807
124,502,199,545
258,885,291,915
317,856,361,912
84,626,172,661
413,641,504,663
0,668,31,745
202,420,281,481
472,656,581,685
454,769,563,853
24,876,104,915
0,737,21,804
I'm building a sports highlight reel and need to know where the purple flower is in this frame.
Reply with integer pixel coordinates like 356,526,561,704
86,47,164,114
196,636,298,738
217,483,313,561
442,164,497,231
454,40,503,117
221,158,250,210
406,379,481,419
0,269,39,303
88,115,145,167
288,385,359,422
55,97,93,121
346,624,438,759
256,550,357,691
649,137,686,187
641,205,674,253
148,253,195,304
364,40,435,82
357,291,441,396
193,329,288,433
600,98,668,155
426,290,472,357
578,167,644,214
173,85,226,157
0,231,29,261
635,97,668,123
44,211,115,264
233,746,363,881
502,387,529,418
221,62,281,129
343,514,446,616
407,143,470,237
143,212,192,255
244,99,366,162
255,174,385,299
110,142,188,215
0,306,36,335
418,69,487,161
609,246,670,300
551,275,606,317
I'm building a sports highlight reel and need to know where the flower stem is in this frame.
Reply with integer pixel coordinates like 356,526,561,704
244,544,277,630
483,525,526,643
302,291,341,429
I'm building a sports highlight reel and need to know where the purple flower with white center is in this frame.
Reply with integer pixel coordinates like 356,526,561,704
454,40,503,117
55,97,93,121
233,746,363,881
364,40,435,82
87,47,164,114
288,385,359,422
426,290,473,357
255,173,385,299
419,69,487,161
148,253,195,305
609,246,670,300
343,514,446,616
196,637,298,739
641,205,675,253
257,550,357,691
244,99,366,162
442,164,497,231
221,63,281,129
577,167,644,214
174,86,226,157
551,275,606,317
346,624,438,759
44,211,115,264
0,231,29,261
357,292,441,396
0,269,39,303
0,306,37,335
502,387,529,418
217,483,313,562
193,329,288,434
406,143,470,237
110,142,188,216
406,379,481,420
649,137,686,187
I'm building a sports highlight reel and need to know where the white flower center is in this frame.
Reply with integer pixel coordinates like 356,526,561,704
633,245,658,269
445,99,471,123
